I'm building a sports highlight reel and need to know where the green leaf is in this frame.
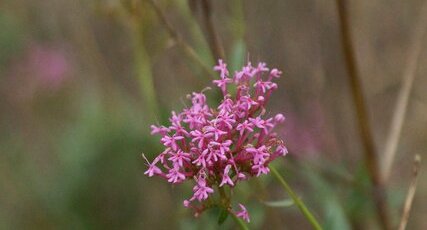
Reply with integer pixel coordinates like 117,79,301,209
217,208,229,225
303,165,352,230
263,199,294,208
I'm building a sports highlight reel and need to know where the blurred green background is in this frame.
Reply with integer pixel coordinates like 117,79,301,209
0,0,426,229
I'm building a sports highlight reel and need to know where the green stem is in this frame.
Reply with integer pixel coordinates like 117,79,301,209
218,186,228,202
229,210,249,230
269,165,323,230
132,21,160,123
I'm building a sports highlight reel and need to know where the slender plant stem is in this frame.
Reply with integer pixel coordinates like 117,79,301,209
229,210,250,230
398,154,421,230
269,165,322,230
335,1,391,229
147,0,214,78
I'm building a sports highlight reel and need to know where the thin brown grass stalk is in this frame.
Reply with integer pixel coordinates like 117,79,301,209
335,1,391,229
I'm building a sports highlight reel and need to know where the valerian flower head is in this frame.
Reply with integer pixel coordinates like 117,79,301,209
144,60,287,222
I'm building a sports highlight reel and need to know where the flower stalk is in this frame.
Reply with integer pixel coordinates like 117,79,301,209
269,165,322,230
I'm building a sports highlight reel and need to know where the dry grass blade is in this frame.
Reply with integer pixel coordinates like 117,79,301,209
398,154,421,230
382,2,427,182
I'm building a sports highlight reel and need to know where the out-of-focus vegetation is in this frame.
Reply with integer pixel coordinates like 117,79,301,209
0,0,426,229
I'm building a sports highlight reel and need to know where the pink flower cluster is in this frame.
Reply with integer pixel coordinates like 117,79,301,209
144,60,288,222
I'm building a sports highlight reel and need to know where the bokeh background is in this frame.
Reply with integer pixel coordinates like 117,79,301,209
1,0,426,229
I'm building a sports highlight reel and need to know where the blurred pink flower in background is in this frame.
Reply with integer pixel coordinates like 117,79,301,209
28,44,70,91
4,42,73,103
282,99,338,157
